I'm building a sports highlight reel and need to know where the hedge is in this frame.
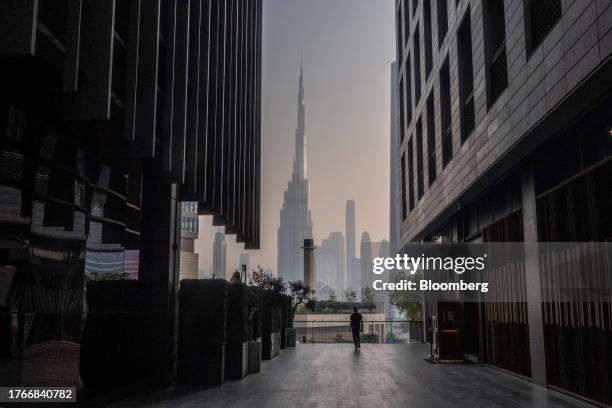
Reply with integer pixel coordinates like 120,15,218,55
177,279,228,385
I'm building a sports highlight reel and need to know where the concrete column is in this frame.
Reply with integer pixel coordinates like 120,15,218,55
521,162,547,386
140,160,182,386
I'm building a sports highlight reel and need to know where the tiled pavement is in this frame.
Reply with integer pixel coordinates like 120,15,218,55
86,343,593,408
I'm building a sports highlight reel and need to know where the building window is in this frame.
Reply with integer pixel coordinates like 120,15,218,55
401,153,408,219
423,0,433,79
413,24,422,104
437,0,448,49
525,0,561,55
406,52,413,125
484,0,508,107
408,139,415,210
399,77,406,143
457,9,475,142
412,0,418,16
397,5,403,60
440,57,453,167
416,118,424,199
426,91,436,184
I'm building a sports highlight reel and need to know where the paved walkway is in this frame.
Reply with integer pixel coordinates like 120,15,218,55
91,344,591,408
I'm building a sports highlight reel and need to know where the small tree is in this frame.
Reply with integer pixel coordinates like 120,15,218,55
344,289,357,303
329,290,337,301
361,287,376,311
287,280,311,313
248,266,286,294
389,271,423,320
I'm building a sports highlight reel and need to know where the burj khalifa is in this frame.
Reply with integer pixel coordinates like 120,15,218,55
277,62,313,283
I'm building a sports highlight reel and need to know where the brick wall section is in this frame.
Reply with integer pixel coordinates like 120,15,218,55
395,0,612,243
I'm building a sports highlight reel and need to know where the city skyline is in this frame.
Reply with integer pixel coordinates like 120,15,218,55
195,0,395,275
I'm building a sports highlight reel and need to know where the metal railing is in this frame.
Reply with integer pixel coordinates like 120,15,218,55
293,320,424,344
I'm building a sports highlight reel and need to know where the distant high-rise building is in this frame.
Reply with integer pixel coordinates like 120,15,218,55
315,232,345,295
345,200,356,292
389,61,401,255
379,239,390,258
213,231,227,279
277,61,313,283
179,202,199,281
358,231,371,300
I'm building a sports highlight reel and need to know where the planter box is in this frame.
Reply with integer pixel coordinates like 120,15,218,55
248,288,263,341
247,340,261,374
279,295,292,349
178,280,228,385
80,312,148,387
225,341,248,379
286,328,296,348
272,332,281,357
81,281,149,388
261,290,282,360
225,283,249,379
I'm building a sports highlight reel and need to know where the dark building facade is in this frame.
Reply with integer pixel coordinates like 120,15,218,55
0,0,261,387
396,0,612,404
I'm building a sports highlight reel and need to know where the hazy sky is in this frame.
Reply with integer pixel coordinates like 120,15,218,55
196,0,395,276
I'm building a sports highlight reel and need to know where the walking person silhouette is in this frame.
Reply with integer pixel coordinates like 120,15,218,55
350,307,363,350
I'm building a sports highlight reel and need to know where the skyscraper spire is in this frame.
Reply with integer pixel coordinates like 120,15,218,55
278,59,313,283
292,58,307,181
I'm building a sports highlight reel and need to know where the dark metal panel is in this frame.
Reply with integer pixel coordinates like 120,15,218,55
194,0,212,202
204,0,225,214
180,0,202,199
63,0,83,91
233,0,245,238
0,0,37,56
221,0,237,228
242,0,253,246
123,0,142,141
167,0,190,182
79,0,115,120
253,0,262,248
132,0,160,158
160,0,177,178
